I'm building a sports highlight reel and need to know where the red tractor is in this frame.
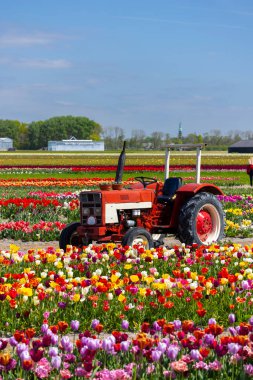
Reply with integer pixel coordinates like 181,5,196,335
59,143,225,250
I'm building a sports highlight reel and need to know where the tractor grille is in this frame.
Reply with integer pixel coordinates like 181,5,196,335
80,192,102,225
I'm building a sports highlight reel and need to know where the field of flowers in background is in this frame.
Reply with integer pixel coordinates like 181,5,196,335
0,152,252,379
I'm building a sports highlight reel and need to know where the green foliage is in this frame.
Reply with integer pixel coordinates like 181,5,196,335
0,116,102,150
0,119,29,149
27,116,102,149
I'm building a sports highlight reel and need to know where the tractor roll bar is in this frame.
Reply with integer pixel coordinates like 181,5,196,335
164,143,207,184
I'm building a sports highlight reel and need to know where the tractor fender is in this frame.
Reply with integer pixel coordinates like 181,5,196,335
169,183,223,229
176,183,223,196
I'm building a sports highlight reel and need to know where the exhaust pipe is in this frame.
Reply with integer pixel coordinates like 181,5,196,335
115,141,126,183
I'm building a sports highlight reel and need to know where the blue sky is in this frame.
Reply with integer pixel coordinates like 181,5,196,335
0,0,253,137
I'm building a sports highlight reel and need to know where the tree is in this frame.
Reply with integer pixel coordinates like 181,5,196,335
150,132,164,150
103,127,125,150
17,122,29,149
27,116,102,150
0,119,27,148
129,129,146,149
185,133,203,144
27,121,44,150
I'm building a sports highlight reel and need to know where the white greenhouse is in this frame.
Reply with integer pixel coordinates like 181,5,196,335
48,137,104,151
0,137,13,151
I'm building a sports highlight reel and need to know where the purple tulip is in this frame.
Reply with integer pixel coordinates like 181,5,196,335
173,319,182,330
121,320,129,330
19,350,31,362
161,338,170,346
51,355,61,369
45,328,53,337
114,288,122,296
9,336,18,347
70,320,80,331
75,367,87,376
48,347,58,357
167,345,180,360
64,353,76,363
102,338,114,352
61,336,71,350
157,342,167,353
151,350,162,362
228,327,237,336
86,338,100,350
208,318,216,325
80,345,88,356
41,323,49,334
190,349,202,361
65,342,73,353
16,343,28,356
203,333,214,345
51,334,58,345
244,364,253,376
227,343,240,355
241,280,250,290
58,301,67,309
120,341,130,352
228,313,236,324
153,321,161,332
91,319,100,329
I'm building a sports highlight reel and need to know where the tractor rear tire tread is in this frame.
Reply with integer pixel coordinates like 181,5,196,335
178,192,225,245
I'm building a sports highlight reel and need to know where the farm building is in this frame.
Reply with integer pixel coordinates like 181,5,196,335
0,137,13,151
228,140,253,153
48,137,104,151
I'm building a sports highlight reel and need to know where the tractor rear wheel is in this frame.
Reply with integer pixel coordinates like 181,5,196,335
178,192,225,245
59,222,81,251
122,227,154,249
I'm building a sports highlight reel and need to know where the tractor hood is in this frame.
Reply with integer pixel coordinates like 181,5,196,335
102,188,155,224
102,188,156,203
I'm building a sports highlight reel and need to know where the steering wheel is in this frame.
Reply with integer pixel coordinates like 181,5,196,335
134,176,157,188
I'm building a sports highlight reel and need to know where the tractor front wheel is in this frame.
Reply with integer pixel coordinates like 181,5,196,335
122,227,154,249
59,222,81,251
178,192,225,245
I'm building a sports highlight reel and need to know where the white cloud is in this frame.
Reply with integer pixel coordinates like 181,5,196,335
0,32,59,47
18,58,71,69
0,58,71,69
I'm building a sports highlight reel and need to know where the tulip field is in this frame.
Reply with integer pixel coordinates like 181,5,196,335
0,152,253,379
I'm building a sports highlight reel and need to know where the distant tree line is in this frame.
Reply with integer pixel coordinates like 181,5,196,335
0,116,252,150
0,116,102,150
103,126,253,151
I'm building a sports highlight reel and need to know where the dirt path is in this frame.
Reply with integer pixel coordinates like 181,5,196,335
0,236,253,252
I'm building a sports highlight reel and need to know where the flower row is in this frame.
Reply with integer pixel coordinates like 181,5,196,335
0,242,253,332
0,164,248,171
0,316,253,379
0,242,253,378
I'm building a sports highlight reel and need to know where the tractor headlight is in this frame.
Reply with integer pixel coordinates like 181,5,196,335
126,220,136,227
132,209,141,217
87,216,97,225
83,207,90,216
94,207,101,216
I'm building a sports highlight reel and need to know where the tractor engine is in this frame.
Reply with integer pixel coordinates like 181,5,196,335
76,188,158,243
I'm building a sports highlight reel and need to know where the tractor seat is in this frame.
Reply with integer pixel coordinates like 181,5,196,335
157,177,182,203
